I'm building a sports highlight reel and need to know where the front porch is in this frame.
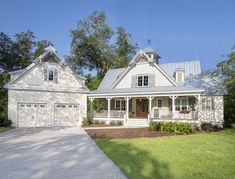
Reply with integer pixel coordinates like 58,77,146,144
88,94,201,126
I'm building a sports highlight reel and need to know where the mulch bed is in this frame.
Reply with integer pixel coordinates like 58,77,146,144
82,124,119,128
85,128,174,139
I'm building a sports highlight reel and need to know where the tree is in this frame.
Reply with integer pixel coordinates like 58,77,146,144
66,11,137,88
33,40,53,59
114,27,137,68
214,46,235,127
14,30,36,69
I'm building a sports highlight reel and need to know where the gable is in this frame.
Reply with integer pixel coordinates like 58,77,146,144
111,51,177,89
114,61,175,89
6,48,88,92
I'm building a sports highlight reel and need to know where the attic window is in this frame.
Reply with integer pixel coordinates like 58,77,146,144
48,70,54,81
176,69,185,83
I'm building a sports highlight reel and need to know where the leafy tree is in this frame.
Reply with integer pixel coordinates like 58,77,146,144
214,46,235,127
33,40,53,59
0,72,9,126
114,26,137,68
14,30,36,69
67,11,137,86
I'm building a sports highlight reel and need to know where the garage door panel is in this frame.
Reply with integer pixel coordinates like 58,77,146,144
17,103,48,127
54,103,79,127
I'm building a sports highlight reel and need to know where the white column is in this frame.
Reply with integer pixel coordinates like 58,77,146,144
170,96,177,119
106,97,112,120
147,96,154,115
89,98,94,119
125,97,130,119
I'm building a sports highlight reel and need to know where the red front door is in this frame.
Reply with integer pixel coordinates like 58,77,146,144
136,99,148,118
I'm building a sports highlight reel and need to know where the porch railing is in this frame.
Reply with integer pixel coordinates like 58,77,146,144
93,110,125,118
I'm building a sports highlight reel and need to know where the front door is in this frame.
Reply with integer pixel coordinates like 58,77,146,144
136,99,148,118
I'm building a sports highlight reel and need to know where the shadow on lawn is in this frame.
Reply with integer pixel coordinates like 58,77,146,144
97,140,173,179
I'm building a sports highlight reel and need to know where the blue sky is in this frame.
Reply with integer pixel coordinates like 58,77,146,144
0,0,234,71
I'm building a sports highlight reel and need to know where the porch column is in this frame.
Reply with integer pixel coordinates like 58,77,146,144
147,96,154,117
124,97,130,119
106,97,112,120
89,97,94,120
170,96,177,119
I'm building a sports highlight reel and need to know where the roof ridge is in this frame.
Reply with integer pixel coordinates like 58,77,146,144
160,60,200,65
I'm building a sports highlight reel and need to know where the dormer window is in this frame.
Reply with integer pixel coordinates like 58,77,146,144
175,68,185,83
137,75,149,87
48,70,54,81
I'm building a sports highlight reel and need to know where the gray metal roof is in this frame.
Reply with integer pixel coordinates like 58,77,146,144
98,60,201,89
97,68,126,90
90,86,204,95
159,60,201,78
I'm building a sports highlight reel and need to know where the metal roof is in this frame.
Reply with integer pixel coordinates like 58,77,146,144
159,60,201,78
90,86,204,96
97,68,126,90
98,60,201,89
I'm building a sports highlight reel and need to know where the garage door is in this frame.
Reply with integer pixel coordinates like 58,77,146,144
54,103,80,126
17,103,48,127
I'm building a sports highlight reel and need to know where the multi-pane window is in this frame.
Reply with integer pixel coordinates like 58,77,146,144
157,99,163,108
137,75,149,87
48,70,54,81
202,97,213,110
175,98,188,111
115,99,126,110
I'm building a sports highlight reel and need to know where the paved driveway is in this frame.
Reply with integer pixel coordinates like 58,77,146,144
0,127,126,179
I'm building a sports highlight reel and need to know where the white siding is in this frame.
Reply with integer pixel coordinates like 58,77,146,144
115,62,174,89
8,89,87,127
16,62,82,89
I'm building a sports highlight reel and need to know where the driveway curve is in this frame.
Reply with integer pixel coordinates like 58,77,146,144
0,127,126,179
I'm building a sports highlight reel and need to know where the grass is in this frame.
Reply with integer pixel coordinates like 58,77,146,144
0,127,10,133
96,128,235,179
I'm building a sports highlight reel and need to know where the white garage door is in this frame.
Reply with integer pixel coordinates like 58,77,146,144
54,103,80,126
17,103,48,127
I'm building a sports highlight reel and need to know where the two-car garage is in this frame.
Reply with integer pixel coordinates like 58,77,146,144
17,102,80,127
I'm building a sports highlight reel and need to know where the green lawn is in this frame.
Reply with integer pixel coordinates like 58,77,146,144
0,127,10,133
96,128,235,179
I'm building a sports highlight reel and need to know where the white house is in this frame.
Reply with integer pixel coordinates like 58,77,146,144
88,47,224,127
5,46,89,127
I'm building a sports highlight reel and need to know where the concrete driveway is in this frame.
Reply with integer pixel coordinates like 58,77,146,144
0,127,126,179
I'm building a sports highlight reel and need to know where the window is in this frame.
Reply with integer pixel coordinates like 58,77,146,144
115,99,126,110
202,97,213,110
48,70,54,81
157,99,163,108
175,98,188,111
137,75,149,87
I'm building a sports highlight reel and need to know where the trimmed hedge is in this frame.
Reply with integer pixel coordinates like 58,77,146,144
149,122,195,134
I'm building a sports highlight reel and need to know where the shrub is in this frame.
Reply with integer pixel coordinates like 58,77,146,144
149,122,195,134
201,123,220,131
110,121,116,125
117,121,123,126
0,118,12,127
148,122,161,131
82,118,91,126
93,120,100,124
100,121,105,125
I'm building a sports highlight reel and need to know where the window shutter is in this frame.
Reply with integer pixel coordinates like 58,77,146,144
54,69,58,83
131,75,136,88
44,69,48,81
202,98,206,110
212,98,215,110
149,74,155,87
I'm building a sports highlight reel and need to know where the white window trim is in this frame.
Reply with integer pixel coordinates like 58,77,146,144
203,97,213,110
47,69,54,81
137,75,149,87
176,71,185,83
157,98,163,108
175,97,189,111
115,99,126,111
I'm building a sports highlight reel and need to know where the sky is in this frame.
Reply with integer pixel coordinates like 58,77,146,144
0,0,234,71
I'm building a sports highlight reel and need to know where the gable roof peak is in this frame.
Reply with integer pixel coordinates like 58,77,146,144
142,46,161,58
44,45,57,53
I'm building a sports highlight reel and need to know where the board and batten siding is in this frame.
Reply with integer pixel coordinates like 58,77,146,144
115,62,174,89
